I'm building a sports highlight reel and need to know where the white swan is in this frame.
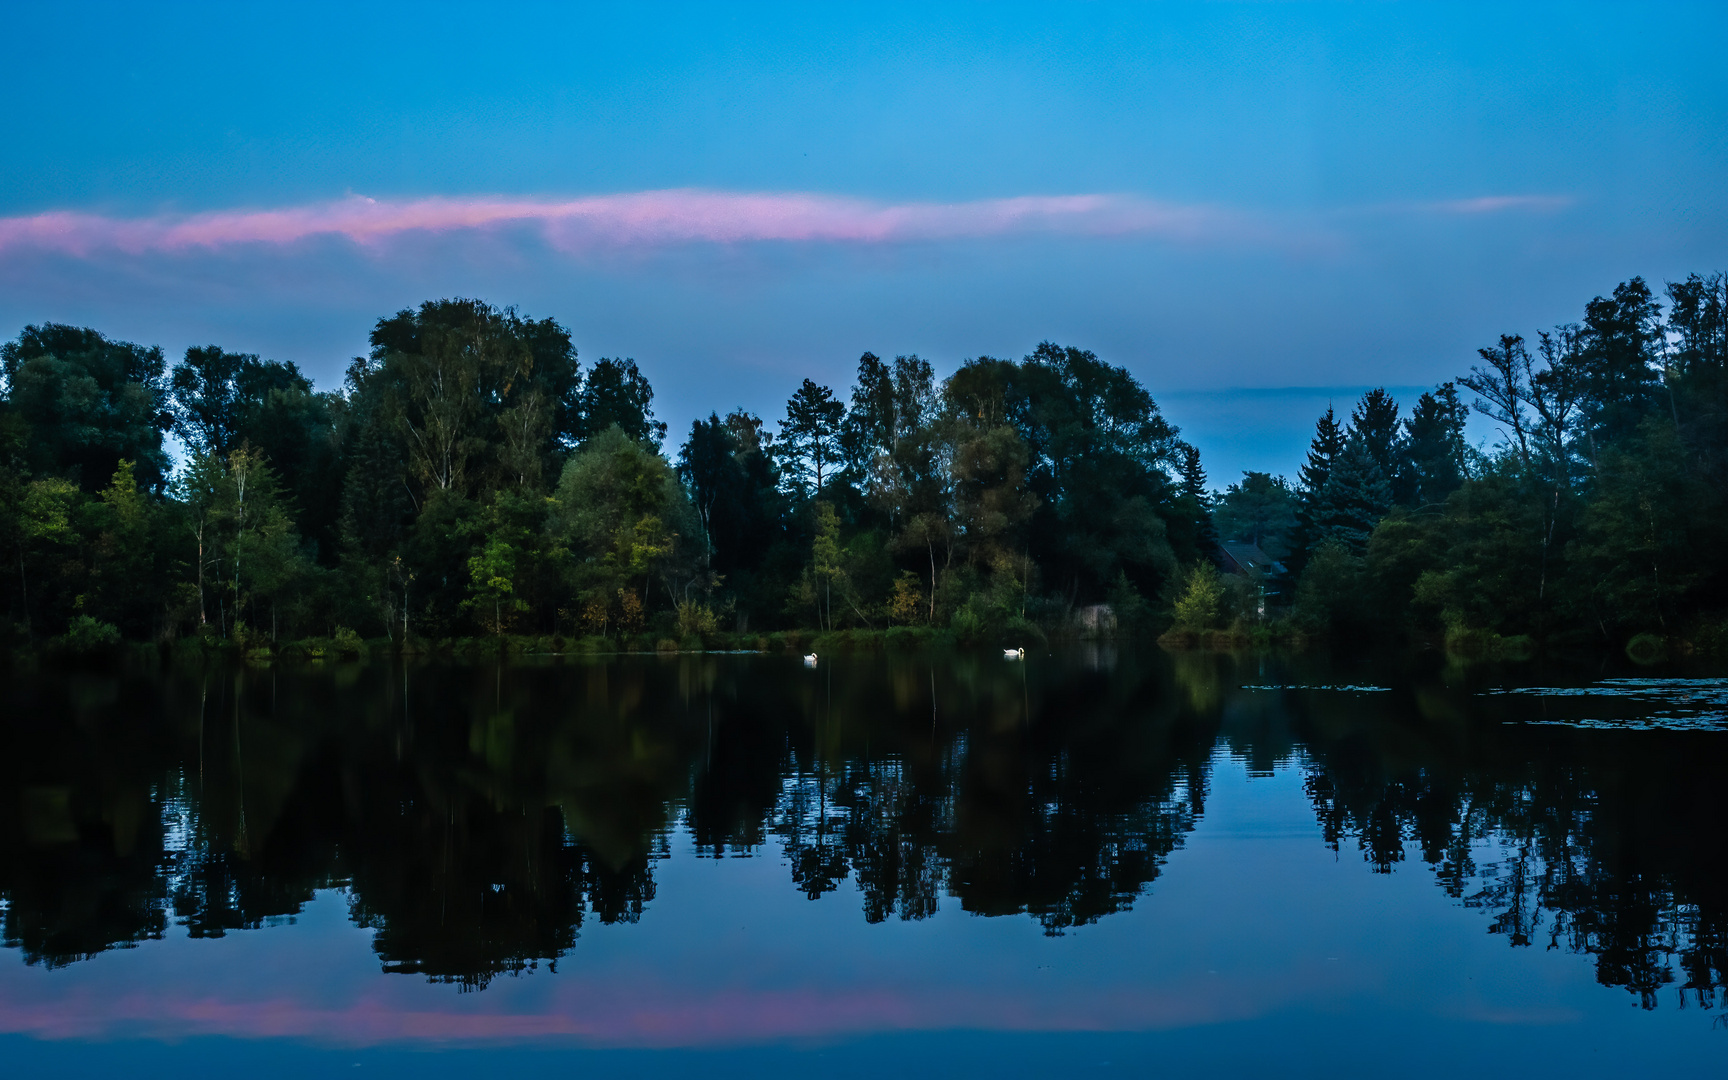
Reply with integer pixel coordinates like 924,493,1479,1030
803,652,819,667
1004,647,1025,659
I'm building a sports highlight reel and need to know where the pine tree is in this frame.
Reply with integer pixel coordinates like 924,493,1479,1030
1315,436,1392,555
1293,406,1344,571
1299,406,1343,495
1400,383,1468,506
779,378,845,498
1349,388,1402,481
1178,442,1219,555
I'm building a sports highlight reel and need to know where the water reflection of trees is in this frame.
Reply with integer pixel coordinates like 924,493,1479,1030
0,673,174,966
0,653,1723,1009
1286,678,1728,1011
0,653,1213,978
753,654,1214,933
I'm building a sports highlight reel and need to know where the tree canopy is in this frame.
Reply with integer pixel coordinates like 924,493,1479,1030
3,273,1725,652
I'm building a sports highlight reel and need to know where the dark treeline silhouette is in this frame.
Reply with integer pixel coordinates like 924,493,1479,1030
3,273,1724,653
1,651,1721,1010
1204,272,1728,649
0,304,1212,652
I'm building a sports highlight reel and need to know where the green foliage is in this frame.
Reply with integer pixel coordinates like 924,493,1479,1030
887,570,923,625
1294,541,1365,634
1400,383,1468,506
1,324,169,490
948,600,984,641
6,270,1727,653
1567,419,1699,634
1311,436,1392,555
675,601,718,637
466,528,529,635
1108,571,1153,634
553,425,694,627
86,460,163,636
1216,471,1298,559
57,614,120,653
779,379,844,496
1169,562,1224,633
576,357,666,447
333,626,366,656
811,501,842,631
1293,405,1344,572
676,409,783,591
1625,632,1668,665
360,298,581,497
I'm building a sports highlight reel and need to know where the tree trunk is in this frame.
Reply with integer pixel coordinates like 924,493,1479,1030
927,539,937,624
18,549,29,641
196,522,206,625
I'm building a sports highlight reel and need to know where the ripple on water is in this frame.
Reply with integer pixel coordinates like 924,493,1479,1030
1487,677,1728,731
1238,684,1391,693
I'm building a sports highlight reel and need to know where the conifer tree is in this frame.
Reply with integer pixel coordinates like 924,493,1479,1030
778,379,845,498
1293,406,1344,571
1315,436,1392,555
1177,442,1219,556
1349,388,1403,482
1399,383,1468,506
1577,276,1663,448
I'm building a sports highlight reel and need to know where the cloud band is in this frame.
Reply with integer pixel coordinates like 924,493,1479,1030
0,188,1569,260
0,190,1247,257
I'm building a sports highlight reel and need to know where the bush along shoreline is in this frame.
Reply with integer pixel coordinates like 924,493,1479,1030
3,272,1725,663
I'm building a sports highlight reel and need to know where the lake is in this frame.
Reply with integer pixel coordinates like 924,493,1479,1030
1,648,1723,1077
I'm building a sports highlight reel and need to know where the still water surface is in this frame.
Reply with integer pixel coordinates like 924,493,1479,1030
1,649,1724,1076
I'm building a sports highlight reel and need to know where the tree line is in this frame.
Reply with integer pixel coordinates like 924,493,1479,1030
1193,271,1727,651
2,271,1723,653
0,300,1215,651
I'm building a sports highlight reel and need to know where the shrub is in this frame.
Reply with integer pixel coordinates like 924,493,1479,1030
1170,563,1224,633
888,571,925,625
1294,541,1366,634
333,626,366,656
950,603,984,642
675,601,718,637
59,615,121,654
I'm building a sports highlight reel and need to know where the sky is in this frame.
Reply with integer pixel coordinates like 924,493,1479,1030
2,1,1724,480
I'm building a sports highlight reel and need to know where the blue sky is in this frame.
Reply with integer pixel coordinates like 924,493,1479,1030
2,2,1724,479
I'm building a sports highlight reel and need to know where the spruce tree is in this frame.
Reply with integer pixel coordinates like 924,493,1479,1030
1178,442,1219,557
1400,383,1468,506
1349,388,1402,481
1293,406,1344,571
1316,436,1392,555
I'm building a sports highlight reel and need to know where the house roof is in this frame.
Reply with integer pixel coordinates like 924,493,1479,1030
1218,542,1273,576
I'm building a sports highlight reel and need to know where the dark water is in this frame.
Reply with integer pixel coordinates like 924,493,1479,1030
1,648,1724,1077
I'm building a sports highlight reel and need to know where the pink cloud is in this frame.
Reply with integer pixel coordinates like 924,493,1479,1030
0,190,1251,258
0,974,1311,1048
1421,194,1574,215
